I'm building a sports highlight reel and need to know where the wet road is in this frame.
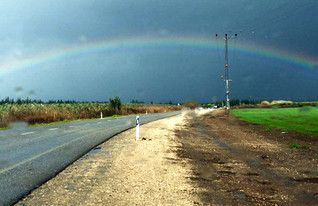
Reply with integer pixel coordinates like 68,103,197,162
0,111,181,206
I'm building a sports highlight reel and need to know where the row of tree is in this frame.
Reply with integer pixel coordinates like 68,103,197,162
0,97,265,108
214,99,262,107
0,97,104,105
0,97,177,105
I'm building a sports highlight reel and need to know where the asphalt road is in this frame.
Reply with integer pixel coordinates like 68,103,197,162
0,111,181,206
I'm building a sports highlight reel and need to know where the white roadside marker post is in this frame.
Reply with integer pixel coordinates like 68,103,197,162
146,110,148,115
101,112,103,119
136,116,140,141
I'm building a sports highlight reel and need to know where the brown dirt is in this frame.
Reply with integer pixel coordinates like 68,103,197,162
174,109,318,205
16,109,318,205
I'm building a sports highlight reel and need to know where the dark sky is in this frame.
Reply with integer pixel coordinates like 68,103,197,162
0,0,317,103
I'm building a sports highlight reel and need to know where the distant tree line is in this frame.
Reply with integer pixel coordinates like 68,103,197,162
130,99,145,104
0,97,44,105
214,99,263,107
0,97,180,106
0,97,109,105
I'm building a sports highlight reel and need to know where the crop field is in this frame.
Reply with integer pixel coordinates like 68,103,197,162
230,107,318,136
0,103,180,128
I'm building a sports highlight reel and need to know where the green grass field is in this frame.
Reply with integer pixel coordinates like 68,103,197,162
230,107,318,136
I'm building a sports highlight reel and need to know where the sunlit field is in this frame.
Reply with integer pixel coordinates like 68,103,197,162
231,107,318,136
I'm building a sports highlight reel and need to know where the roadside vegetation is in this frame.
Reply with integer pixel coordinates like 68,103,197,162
0,97,180,128
289,143,309,149
184,99,199,109
231,107,318,136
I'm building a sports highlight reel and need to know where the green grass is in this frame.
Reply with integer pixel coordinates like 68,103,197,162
289,143,308,149
30,119,82,127
29,114,125,127
230,107,318,136
28,113,143,127
0,126,9,130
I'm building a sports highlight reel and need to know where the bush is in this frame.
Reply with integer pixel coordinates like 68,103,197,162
109,96,122,111
184,100,199,109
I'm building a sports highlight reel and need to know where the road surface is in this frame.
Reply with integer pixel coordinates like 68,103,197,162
0,111,180,206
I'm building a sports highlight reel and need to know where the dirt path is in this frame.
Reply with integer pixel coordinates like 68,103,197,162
174,109,318,205
16,113,200,206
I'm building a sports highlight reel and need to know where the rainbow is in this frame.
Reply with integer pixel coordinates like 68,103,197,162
0,36,317,77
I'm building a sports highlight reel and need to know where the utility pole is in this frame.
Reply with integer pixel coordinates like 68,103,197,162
216,33,237,109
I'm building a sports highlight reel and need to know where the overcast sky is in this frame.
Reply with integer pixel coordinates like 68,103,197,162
0,0,317,103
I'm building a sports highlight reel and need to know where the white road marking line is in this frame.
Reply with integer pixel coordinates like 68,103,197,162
85,124,90,126
97,122,102,124
21,132,35,136
69,126,74,128
49,128,58,131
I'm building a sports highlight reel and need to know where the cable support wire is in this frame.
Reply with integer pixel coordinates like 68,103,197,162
247,1,318,32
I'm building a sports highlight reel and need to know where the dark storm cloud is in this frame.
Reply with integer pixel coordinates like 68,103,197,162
0,0,317,102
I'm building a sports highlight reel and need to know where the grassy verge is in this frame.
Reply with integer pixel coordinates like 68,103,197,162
30,119,81,127
230,107,318,136
28,114,139,127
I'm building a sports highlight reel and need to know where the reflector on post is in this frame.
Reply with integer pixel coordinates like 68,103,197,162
136,116,140,141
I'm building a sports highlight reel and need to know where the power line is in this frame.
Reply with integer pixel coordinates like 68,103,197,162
243,1,292,26
247,1,318,31
278,16,318,33
237,0,318,33
251,1,316,28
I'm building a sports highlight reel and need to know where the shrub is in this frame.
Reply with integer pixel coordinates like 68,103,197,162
184,100,199,109
109,96,122,111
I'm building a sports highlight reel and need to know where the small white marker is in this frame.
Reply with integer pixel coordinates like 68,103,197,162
136,116,140,141
97,122,102,124
101,112,103,119
69,126,74,128
21,132,35,136
49,128,58,131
